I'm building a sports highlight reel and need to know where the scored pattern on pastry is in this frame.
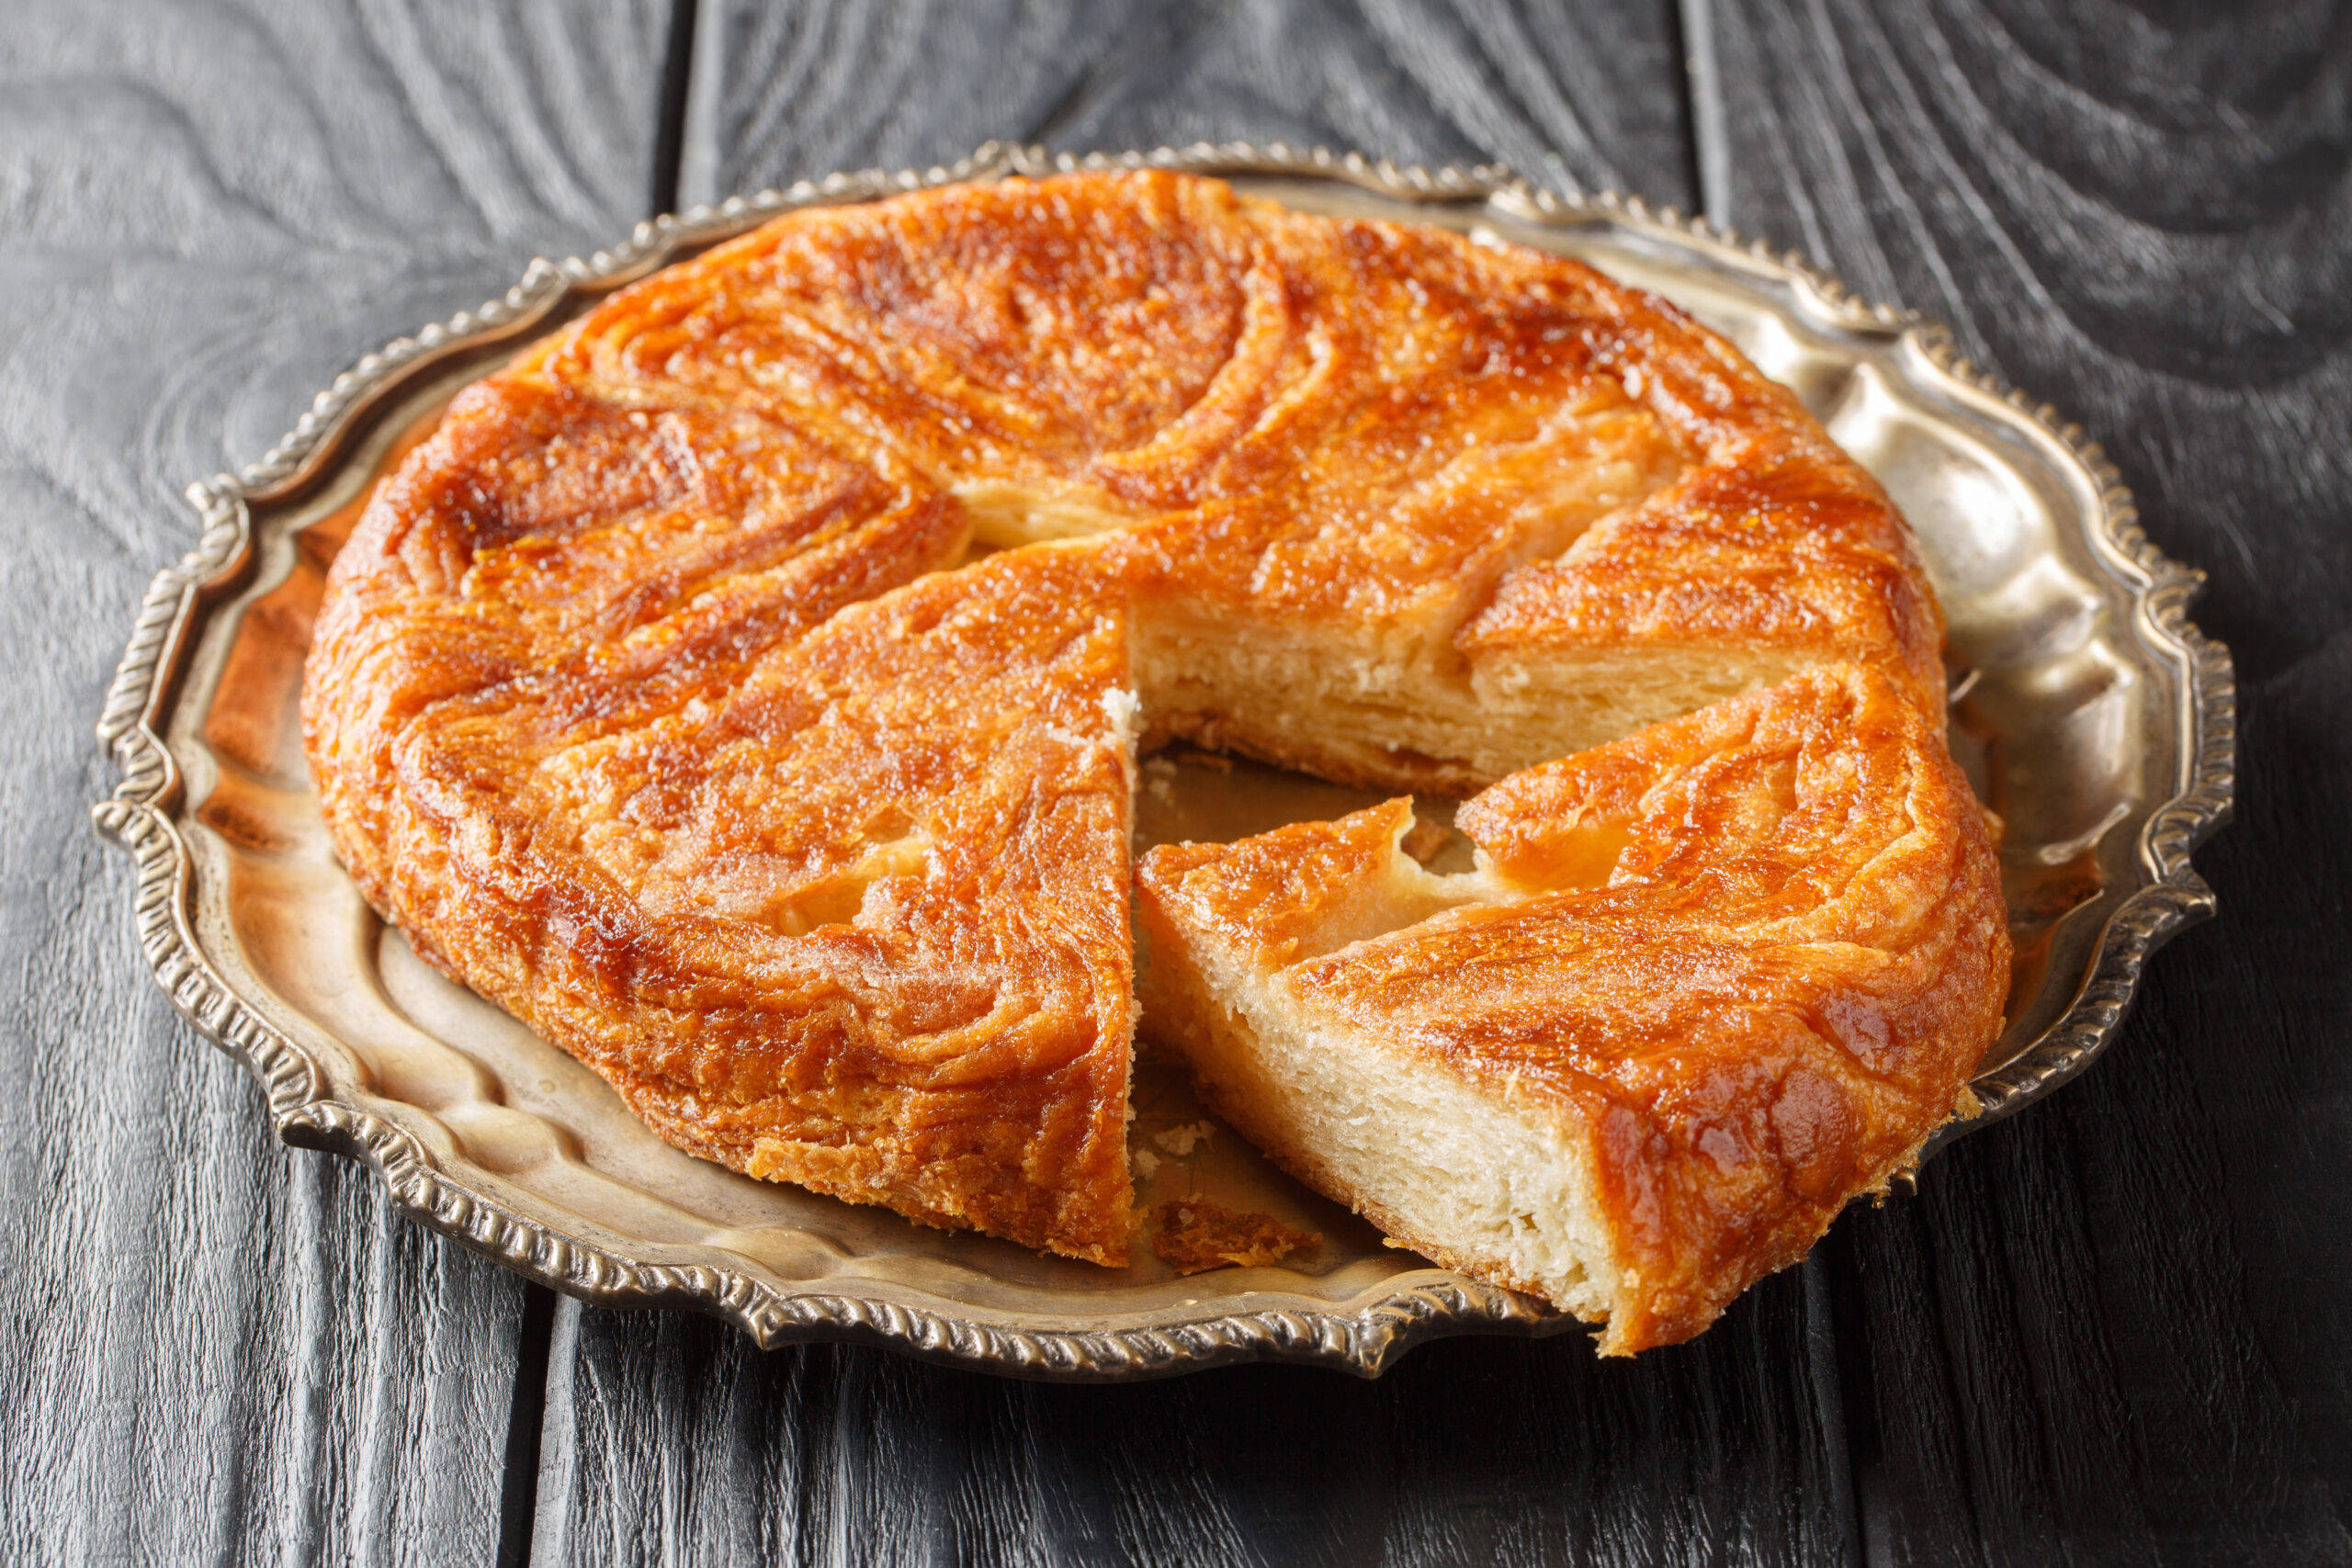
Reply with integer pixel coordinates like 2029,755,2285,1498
303,170,1986,1292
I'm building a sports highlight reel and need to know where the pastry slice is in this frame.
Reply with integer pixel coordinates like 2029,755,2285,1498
306,373,1142,1263
1125,208,1949,795
1135,663,2008,1349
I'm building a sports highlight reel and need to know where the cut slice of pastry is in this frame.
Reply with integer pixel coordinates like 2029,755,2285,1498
1135,664,2009,1351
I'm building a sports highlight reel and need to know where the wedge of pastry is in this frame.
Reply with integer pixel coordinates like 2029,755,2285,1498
1136,663,2008,1352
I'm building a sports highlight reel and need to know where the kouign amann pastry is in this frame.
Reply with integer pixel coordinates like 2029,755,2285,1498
303,169,2005,1313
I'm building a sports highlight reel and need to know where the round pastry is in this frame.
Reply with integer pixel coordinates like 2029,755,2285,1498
302,169,2002,1323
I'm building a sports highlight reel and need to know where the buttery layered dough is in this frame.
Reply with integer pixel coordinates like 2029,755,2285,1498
303,169,2003,1319
1136,665,2007,1352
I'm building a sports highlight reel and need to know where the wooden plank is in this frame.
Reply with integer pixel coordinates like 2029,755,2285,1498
1700,1,2352,1560
537,1272,1855,1566
536,7,1874,1563
676,0,1699,210
0,0,675,1557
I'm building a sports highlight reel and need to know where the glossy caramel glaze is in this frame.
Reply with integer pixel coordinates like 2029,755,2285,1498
1137,665,2008,1350
304,170,1961,1266
305,375,1142,1262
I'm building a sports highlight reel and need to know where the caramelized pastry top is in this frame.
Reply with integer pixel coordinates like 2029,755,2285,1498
533,169,1941,708
306,370,1143,1262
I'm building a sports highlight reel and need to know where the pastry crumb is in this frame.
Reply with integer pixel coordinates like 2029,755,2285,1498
1152,1120,1216,1156
1151,1200,1318,1275
1132,1147,1161,1181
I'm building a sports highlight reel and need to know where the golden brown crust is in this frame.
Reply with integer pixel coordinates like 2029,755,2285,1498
303,169,1972,1274
1455,306,1946,719
304,374,1143,1262
1137,665,2009,1350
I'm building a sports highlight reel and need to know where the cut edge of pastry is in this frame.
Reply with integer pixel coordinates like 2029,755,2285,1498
1136,797,1628,1330
1132,611,1829,794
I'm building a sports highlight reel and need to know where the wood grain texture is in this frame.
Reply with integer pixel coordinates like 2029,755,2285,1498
677,0,1699,212
0,0,673,1557
535,1270,1856,1566
1704,0,2352,1561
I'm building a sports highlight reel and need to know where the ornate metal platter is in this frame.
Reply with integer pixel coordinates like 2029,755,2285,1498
93,143,2233,1380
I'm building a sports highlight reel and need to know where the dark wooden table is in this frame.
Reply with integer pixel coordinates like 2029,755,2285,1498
6,2,2346,1562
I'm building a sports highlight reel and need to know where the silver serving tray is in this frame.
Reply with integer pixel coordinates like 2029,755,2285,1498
93,143,2233,1380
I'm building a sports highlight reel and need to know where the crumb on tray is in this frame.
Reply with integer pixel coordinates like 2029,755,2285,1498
1152,1119,1216,1156
1150,1199,1320,1275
